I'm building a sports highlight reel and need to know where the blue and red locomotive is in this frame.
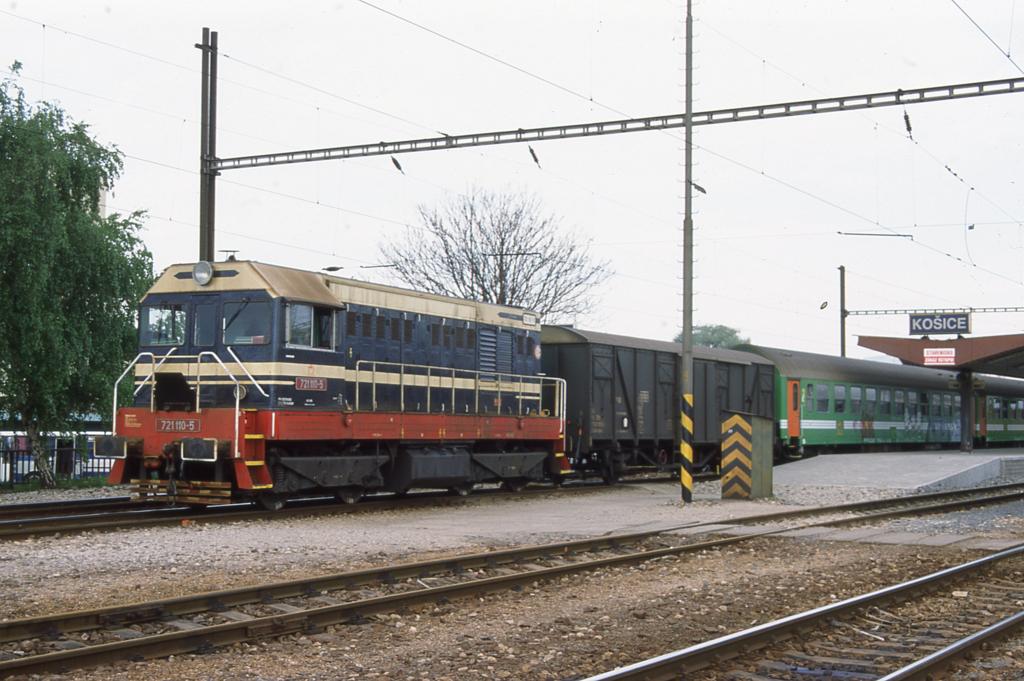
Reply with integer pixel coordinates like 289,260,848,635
99,261,567,508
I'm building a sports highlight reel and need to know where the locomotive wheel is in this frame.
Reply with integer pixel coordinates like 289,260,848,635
335,487,363,505
256,493,285,512
448,483,473,497
501,478,528,493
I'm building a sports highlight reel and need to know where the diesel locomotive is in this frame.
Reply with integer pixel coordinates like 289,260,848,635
98,260,567,509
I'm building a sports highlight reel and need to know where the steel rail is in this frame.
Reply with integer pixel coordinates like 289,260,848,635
876,610,1024,681
1,479,1021,541
0,483,623,540
0,496,134,520
581,543,1024,681
0,526,682,643
1,484,1022,676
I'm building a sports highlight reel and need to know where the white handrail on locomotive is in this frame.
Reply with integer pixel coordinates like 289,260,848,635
132,347,178,398
354,359,567,433
225,345,269,398
112,351,170,436
194,351,241,458
112,349,269,459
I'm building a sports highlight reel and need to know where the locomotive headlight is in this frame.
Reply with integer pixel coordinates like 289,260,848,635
192,261,214,286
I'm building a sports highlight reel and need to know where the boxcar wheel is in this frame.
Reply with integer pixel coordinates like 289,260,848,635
449,483,473,497
501,478,528,493
257,493,285,512
335,487,363,505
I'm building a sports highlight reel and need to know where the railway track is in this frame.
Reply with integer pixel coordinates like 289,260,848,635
581,544,1024,681
1,483,1022,677
0,496,137,520
0,474,1019,542
0,480,659,540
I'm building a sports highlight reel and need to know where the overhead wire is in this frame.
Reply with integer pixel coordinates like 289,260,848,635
701,18,1024,233
6,5,1023,302
0,6,692,254
949,0,1024,74
349,1,1024,289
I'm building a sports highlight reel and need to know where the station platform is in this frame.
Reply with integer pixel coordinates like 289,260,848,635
773,449,1024,491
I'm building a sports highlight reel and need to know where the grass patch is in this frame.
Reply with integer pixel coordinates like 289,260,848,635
0,476,112,494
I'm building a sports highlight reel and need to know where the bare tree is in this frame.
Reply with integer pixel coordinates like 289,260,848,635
381,190,609,320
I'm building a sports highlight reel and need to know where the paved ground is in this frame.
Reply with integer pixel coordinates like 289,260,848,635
774,449,1024,490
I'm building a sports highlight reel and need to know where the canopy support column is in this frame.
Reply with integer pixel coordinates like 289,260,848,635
958,369,974,453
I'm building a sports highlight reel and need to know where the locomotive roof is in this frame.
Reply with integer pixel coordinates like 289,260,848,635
147,261,540,330
540,326,772,366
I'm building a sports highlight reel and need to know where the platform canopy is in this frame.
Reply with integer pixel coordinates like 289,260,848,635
858,333,1024,379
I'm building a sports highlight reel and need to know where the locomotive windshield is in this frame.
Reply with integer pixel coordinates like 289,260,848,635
224,300,271,345
140,304,186,346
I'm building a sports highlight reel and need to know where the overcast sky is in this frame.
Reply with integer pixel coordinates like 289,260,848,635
3,1,1023,358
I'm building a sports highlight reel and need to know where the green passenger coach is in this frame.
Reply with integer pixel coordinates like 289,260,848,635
740,346,1024,456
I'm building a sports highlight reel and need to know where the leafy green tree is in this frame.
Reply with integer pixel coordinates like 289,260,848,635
0,69,152,486
675,324,750,348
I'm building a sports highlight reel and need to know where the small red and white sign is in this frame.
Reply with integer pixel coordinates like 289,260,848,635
923,348,956,366
156,418,201,433
295,376,328,391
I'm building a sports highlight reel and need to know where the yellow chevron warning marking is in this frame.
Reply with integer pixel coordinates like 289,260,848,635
722,467,753,488
722,432,752,452
681,412,693,433
722,452,752,470
720,413,751,435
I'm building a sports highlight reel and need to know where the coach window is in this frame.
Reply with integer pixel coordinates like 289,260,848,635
815,384,830,412
467,329,476,349
894,390,906,417
390,316,401,342
954,395,962,419
404,319,413,343
376,315,386,340
361,313,373,338
942,394,952,418
223,301,270,345
1002,397,1010,419
907,391,918,417
804,384,815,412
864,388,877,417
850,386,862,414
141,303,186,346
833,385,846,413
286,303,333,349
880,389,892,417
193,303,217,347
930,393,941,418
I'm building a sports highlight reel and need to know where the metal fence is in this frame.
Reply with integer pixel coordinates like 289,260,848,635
0,435,117,487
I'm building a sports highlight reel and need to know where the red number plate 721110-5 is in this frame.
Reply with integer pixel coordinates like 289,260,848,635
156,418,201,433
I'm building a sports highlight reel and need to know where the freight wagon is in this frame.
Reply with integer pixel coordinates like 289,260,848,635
541,327,774,478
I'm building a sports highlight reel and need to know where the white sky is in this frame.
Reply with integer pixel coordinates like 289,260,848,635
3,1,1023,358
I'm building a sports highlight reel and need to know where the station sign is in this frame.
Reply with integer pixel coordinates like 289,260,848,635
909,312,971,335
923,348,956,366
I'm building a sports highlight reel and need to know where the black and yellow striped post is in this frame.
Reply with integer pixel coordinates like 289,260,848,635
680,393,694,503
720,413,754,499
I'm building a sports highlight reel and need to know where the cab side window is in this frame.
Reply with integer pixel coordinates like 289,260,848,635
287,303,334,350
